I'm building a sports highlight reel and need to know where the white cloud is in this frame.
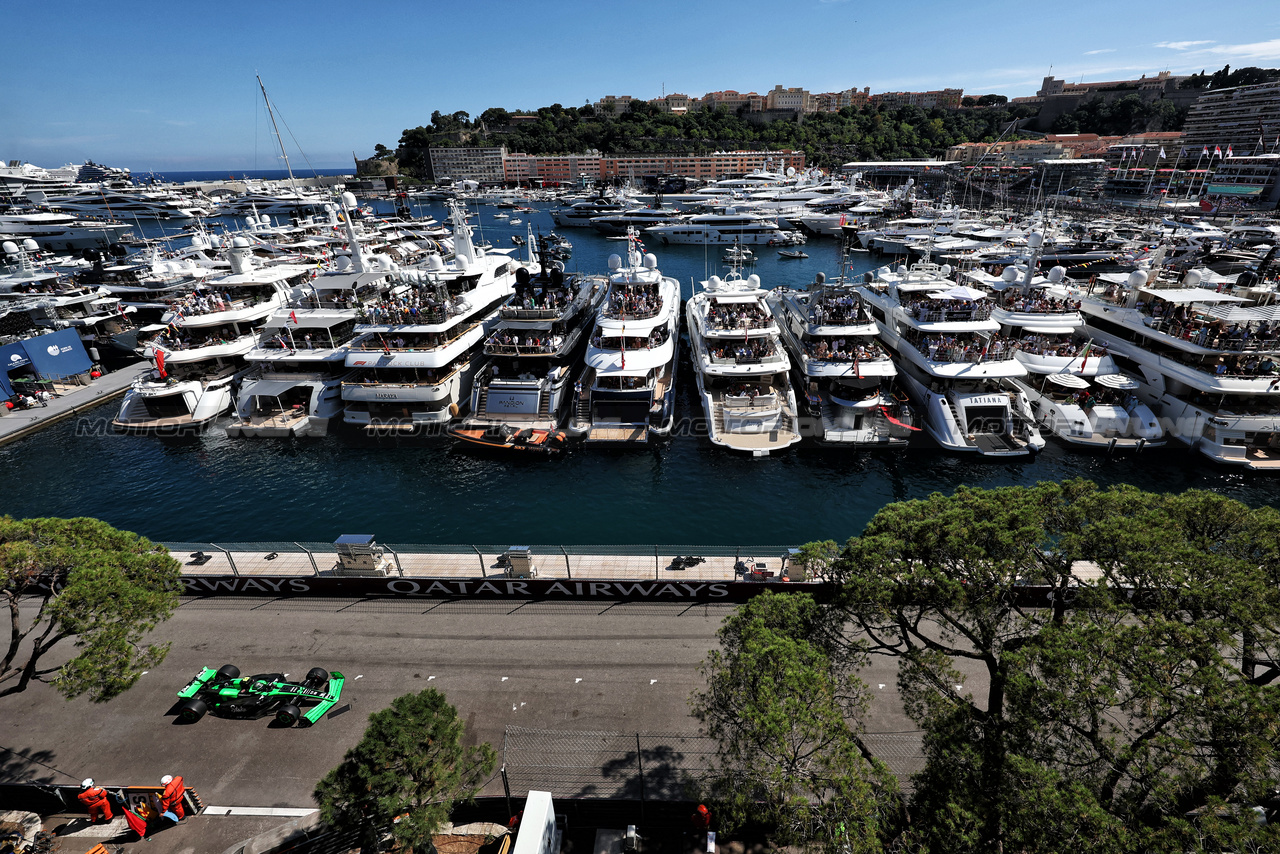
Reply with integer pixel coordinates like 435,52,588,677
1084,48,1116,55
1155,40,1215,50
1198,38,1280,61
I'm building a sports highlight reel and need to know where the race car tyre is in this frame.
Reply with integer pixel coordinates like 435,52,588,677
217,664,240,679
305,667,328,686
178,698,208,723
276,704,301,726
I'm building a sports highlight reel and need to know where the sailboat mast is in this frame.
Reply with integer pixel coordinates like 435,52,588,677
257,75,299,194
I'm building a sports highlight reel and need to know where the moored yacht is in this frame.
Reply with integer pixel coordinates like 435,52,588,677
340,201,520,432
857,255,1044,456
112,241,311,431
768,271,916,447
460,236,603,432
645,209,789,246
567,233,681,443
1077,268,1280,468
0,211,132,252
686,265,800,455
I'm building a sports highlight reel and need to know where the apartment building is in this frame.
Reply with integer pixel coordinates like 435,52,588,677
601,150,806,182
872,88,964,109
699,90,764,113
428,146,507,184
765,85,812,112
649,93,694,114
812,88,871,112
1179,81,1280,156
594,95,637,117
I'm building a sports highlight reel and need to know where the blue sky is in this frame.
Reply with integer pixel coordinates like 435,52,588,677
3,0,1278,172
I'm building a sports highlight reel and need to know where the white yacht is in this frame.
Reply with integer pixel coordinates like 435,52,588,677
215,185,333,219
589,208,683,236
462,236,603,431
768,271,916,447
858,256,1044,456
645,209,789,246
340,201,520,432
551,198,638,228
567,235,681,443
112,241,311,431
686,265,801,455
1077,268,1280,469
29,188,214,220
975,256,1164,451
0,211,132,252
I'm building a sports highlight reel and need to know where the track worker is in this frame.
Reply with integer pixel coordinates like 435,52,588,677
77,779,113,823
160,774,186,820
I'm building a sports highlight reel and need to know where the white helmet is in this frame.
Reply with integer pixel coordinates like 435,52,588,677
81,778,94,788
161,775,173,785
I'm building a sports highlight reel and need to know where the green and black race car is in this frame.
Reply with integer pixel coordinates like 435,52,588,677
175,664,345,726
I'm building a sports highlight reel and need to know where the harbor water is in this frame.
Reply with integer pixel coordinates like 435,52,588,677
1,198,1276,546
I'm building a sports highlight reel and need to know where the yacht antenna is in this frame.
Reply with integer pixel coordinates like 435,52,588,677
257,75,300,196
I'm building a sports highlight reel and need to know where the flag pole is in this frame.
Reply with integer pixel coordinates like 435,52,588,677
1186,150,1205,199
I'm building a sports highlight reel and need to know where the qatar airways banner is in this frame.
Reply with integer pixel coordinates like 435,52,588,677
179,574,835,602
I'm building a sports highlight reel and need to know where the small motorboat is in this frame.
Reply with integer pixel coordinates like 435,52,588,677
510,218,523,225
778,250,808,259
494,212,510,219
447,424,568,454
721,246,754,262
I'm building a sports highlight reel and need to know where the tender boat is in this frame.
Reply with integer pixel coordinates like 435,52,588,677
446,423,568,453
778,250,808,259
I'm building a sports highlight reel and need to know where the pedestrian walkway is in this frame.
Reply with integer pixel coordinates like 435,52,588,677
0,367,140,446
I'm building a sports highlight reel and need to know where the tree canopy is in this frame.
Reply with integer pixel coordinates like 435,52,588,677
691,592,897,852
314,688,496,854
823,480,1280,853
1,516,181,702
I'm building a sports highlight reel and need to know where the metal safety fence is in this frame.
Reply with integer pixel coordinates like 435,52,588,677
164,541,802,583
499,726,926,801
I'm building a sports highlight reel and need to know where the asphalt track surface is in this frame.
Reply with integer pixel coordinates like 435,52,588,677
0,596,966,809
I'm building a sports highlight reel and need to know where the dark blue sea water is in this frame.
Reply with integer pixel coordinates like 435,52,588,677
1,198,1276,546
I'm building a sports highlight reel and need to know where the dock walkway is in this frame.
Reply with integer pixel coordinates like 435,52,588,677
0,367,140,446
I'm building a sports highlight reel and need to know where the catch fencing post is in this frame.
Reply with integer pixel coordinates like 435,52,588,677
501,764,512,820
654,546,659,579
387,548,404,577
561,546,571,579
473,545,486,575
636,732,646,820
296,543,319,576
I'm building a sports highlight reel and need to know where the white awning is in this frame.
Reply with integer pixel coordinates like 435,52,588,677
245,379,301,397
1094,373,1140,390
1139,287,1248,304
1047,373,1089,389
710,294,760,304
1202,304,1280,322
1022,325,1073,334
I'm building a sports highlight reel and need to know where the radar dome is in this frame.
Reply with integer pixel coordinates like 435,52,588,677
1001,266,1019,283
1048,266,1067,283
1183,270,1202,288
815,272,826,284
426,255,445,272
897,264,908,275
747,274,761,288
643,253,657,269
1127,270,1149,289
1027,232,1044,249
22,239,39,252
454,254,469,272
336,256,352,271
4,240,21,255
608,254,622,270
231,237,251,248
709,276,723,289
342,192,358,208
939,264,952,277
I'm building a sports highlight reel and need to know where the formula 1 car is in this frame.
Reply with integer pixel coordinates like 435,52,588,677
175,664,345,726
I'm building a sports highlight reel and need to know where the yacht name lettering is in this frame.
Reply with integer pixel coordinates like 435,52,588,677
374,392,400,399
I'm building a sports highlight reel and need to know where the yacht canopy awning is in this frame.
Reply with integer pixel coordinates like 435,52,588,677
1047,373,1089,389
1095,373,1140,390
710,294,759,304
1022,325,1072,334
1201,304,1280,322
246,379,302,397
1139,287,1248,304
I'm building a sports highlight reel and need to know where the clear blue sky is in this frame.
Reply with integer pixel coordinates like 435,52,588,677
3,0,1277,172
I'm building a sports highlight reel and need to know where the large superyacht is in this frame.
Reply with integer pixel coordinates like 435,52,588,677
456,234,604,433
340,201,521,432
112,239,311,431
857,253,1044,456
768,270,916,447
686,263,801,455
566,232,681,443
1077,267,1280,469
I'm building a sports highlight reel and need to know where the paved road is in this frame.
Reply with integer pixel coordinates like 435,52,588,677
0,596,963,809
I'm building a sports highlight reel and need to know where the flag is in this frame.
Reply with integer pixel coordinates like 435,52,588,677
879,405,921,431
1159,147,1166,160
1202,146,1210,158
155,348,167,379
1214,145,1223,158
290,310,298,324
1078,339,1093,372
378,334,391,355
1226,145,1234,158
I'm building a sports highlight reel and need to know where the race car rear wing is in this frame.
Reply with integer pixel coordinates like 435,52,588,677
303,672,345,725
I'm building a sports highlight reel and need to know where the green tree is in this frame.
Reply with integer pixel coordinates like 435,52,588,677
691,592,895,852
827,480,1280,854
315,688,496,854
1,516,181,701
